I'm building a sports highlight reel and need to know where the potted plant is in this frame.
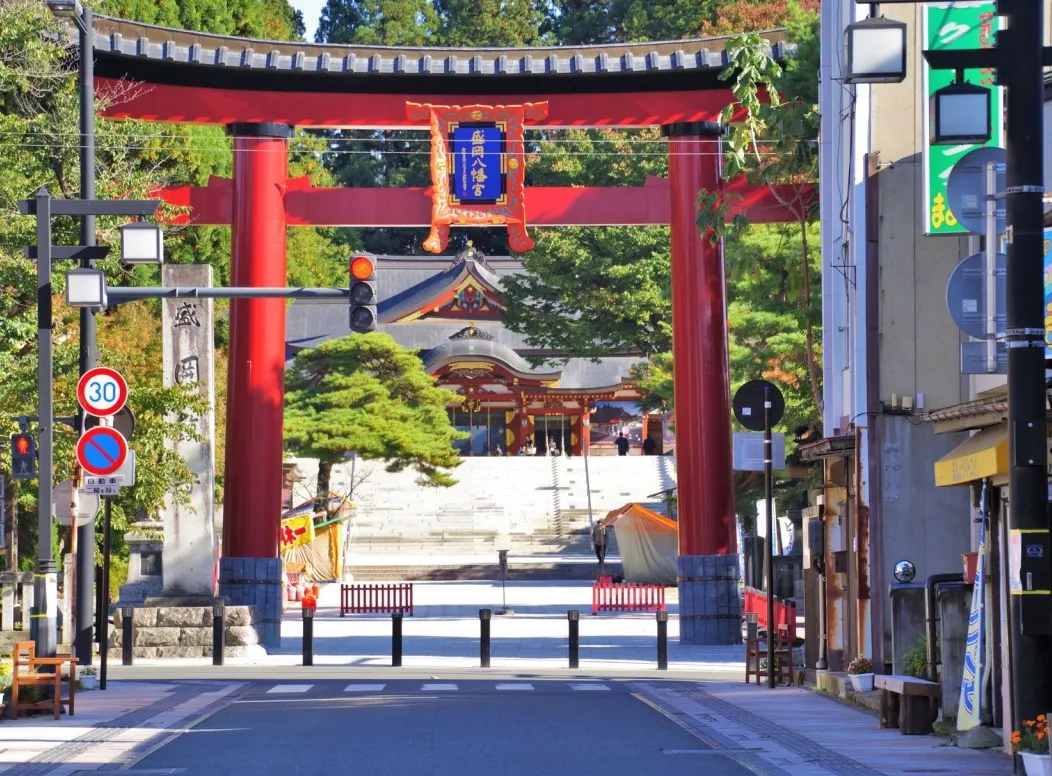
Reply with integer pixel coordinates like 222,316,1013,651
1012,715,1050,776
79,666,98,690
846,655,875,692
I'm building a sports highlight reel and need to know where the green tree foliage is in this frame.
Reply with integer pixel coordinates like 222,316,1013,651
434,0,549,46
285,334,466,515
315,0,437,45
0,0,206,569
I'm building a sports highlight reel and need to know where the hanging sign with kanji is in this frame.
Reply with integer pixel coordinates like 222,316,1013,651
279,512,316,553
407,101,548,254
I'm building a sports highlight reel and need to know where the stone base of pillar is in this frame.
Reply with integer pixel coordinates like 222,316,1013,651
218,557,282,647
677,554,742,645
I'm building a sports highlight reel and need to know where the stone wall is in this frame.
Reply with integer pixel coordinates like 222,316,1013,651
109,605,266,659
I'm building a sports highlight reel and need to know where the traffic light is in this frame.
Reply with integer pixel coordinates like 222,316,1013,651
349,253,377,334
10,432,36,480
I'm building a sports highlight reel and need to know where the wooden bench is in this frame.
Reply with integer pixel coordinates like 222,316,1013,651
745,622,793,685
11,642,77,720
874,674,939,735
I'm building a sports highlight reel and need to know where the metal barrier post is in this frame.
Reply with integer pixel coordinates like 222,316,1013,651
302,604,315,666
392,610,403,667
479,608,492,668
568,609,580,669
121,606,134,666
212,602,225,666
656,610,669,670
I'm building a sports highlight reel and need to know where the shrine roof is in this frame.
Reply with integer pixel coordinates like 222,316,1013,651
380,252,506,324
89,15,789,94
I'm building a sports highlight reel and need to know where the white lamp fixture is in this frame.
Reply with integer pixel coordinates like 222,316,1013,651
45,0,83,17
66,268,107,307
119,222,164,264
844,16,908,84
931,81,992,145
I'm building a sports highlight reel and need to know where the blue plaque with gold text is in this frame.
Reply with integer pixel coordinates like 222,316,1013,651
449,123,507,204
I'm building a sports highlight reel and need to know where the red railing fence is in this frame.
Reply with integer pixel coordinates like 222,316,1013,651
743,585,797,643
591,583,666,615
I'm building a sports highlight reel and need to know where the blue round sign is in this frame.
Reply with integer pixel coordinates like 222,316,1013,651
76,427,128,476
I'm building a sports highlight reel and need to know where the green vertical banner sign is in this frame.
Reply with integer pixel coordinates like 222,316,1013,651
922,2,1004,236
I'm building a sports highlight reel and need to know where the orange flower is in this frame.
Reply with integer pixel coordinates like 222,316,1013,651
1038,715,1046,722
1037,732,1046,741
1026,720,1035,727
1012,732,1022,743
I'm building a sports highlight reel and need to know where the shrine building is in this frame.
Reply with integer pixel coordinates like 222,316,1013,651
285,244,667,457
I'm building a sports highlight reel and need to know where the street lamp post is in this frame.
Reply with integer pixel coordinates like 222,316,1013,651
47,0,99,667
845,0,1052,742
18,189,161,658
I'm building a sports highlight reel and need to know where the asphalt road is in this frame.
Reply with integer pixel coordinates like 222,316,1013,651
132,680,757,776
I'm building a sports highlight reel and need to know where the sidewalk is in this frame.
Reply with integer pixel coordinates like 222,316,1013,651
636,680,1012,776
0,681,241,775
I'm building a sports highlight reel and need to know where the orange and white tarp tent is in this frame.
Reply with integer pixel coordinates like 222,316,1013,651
600,503,678,585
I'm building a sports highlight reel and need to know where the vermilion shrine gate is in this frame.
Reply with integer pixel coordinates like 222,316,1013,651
90,17,813,645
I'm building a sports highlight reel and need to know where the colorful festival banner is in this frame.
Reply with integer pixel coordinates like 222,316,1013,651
406,101,548,253
956,480,988,730
1044,229,1052,359
921,2,1004,236
279,512,316,554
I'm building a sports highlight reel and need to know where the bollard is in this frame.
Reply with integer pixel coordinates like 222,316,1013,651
567,609,580,669
656,609,669,670
121,607,134,666
212,602,225,667
302,604,315,666
392,610,403,667
479,608,492,668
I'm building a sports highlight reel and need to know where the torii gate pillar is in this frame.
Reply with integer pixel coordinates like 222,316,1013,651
662,121,741,645
218,122,292,647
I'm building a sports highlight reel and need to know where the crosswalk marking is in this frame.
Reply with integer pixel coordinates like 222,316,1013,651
570,684,611,691
421,683,459,691
495,683,534,691
266,684,313,694
344,684,386,692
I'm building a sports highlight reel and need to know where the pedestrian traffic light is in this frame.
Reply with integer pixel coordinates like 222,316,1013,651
10,432,36,480
349,253,377,334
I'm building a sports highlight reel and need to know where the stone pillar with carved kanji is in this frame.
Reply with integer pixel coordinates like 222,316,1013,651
160,265,217,600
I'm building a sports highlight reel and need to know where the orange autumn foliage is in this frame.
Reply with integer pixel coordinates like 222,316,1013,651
700,0,820,36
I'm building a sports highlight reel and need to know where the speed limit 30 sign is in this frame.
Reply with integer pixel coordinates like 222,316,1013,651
77,367,129,417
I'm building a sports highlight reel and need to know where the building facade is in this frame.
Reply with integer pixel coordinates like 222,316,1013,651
286,245,669,458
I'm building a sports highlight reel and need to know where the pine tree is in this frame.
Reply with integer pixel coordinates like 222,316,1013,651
284,334,466,515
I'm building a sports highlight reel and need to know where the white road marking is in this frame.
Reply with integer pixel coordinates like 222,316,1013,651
570,684,611,691
344,684,386,692
495,683,534,691
421,683,459,691
266,684,313,694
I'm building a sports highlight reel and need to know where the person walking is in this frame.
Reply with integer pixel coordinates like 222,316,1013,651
615,431,629,456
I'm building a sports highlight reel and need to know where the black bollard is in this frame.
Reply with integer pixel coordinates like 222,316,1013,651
212,603,225,666
302,605,315,666
121,607,134,666
479,608,492,668
656,609,669,670
568,609,580,669
392,610,403,667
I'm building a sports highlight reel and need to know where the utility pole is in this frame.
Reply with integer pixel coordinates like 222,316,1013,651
34,188,57,658
1002,0,1052,739
75,3,98,667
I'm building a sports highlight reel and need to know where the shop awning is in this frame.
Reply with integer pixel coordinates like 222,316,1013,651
934,425,1008,487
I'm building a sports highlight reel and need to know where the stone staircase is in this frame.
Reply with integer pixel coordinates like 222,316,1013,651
286,454,677,579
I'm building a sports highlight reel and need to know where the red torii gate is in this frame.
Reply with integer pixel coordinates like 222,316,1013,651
90,18,813,645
